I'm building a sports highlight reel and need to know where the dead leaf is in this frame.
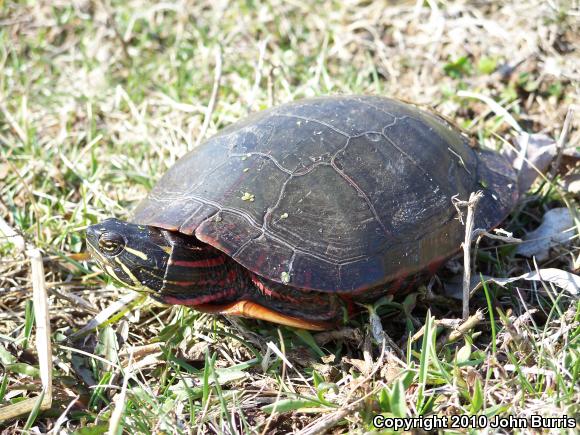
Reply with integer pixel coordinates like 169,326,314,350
445,266,579,298
504,133,556,194
472,268,579,297
516,207,575,260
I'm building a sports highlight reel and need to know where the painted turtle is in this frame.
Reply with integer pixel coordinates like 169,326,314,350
86,96,517,330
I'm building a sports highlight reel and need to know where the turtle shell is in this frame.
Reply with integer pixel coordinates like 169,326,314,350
133,96,517,292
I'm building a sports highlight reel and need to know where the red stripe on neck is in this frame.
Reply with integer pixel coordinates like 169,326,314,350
170,257,225,268
165,270,238,288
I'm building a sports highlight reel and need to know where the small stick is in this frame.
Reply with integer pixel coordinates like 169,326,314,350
447,309,485,342
453,191,484,320
299,336,402,435
410,318,460,343
472,229,522,244
298,380,388,435
472,228,522,278
411,312,484,347
410,315,484,344
462,192,483,320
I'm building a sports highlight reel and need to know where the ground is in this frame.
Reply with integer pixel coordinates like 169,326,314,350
0,0,579,433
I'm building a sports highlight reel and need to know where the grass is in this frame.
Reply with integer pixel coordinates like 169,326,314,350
1,0,579,433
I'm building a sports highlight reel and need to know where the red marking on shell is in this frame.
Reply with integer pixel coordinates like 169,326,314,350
170,257,225,268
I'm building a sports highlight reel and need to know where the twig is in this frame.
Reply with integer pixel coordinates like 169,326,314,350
447,309,485,342
193,46,223,149
462,192,483,320
118,343,163,360
472,229,522,244
298,342,399,435
411,318,459,343
302,337,391,435
472,228,522,276
410,311,484,350
453,191,484,320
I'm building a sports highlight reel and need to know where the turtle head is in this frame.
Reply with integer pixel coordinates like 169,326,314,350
86,218,170,292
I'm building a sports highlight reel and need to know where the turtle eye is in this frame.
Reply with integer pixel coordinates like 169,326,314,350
98,232,126,257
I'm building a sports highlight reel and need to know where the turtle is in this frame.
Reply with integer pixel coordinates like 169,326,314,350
86,95,518,330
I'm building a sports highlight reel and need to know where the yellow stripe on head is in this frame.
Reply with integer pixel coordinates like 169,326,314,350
114,257,141,288
105,265,123,283
125,246,148,261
